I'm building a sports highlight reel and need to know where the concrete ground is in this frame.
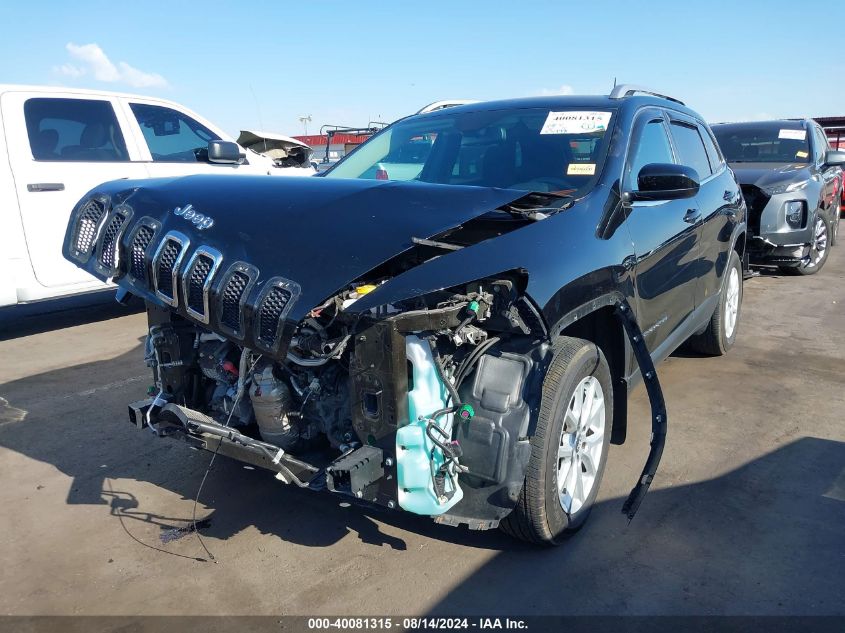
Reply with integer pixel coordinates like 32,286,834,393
0,250,843,617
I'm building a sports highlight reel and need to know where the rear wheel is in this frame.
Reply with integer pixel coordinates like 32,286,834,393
688,249,742,356
779,214,830,276
500,337,613,545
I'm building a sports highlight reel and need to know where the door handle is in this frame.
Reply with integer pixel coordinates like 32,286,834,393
27,183,65,192
683,208,701,224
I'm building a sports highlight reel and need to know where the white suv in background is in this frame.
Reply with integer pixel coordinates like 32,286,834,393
0,85,314,308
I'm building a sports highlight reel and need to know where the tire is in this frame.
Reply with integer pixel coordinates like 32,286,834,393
688,249,742,356
778,214,830,276
500,337,613,545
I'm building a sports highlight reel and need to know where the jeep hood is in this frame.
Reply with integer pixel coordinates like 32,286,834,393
63,174,532,325
729,162,812,189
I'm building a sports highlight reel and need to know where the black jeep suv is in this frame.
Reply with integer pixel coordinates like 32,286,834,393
62,86,746,544
712,119,845,275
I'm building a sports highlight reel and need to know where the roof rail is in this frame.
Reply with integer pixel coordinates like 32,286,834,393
608,84,684,105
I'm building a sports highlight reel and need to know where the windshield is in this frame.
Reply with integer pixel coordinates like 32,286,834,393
712,123,811,163
324,107,616,194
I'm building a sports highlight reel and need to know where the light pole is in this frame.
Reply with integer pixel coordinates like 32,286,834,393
298,115,312,135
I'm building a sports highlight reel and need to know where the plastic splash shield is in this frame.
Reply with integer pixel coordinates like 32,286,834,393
396,336,463,515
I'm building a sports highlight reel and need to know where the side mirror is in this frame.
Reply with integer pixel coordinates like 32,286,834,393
208,140,244,165
824,150,845,167
626,163,700,202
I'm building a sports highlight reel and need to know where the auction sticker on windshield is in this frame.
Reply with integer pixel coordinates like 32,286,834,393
567,163,596,176
778,129,806,141
541,111,612,135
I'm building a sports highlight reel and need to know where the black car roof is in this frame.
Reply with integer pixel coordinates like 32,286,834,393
411,94,702,122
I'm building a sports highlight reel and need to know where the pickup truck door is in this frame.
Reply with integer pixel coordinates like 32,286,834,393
624,109,700,355
117,98,272,178
1,91,147,288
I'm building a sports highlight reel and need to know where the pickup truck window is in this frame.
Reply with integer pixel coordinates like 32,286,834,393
130,103,220,162
24,98,129,162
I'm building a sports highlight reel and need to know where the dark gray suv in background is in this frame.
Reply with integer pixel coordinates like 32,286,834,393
713,119,845,275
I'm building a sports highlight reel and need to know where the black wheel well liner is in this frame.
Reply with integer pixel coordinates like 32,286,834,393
552,295,630,445
733,229,746,257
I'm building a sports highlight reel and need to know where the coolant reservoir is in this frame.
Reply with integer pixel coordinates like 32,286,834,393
396,336,463,515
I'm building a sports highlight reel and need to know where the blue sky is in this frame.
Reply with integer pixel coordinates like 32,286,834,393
2,0,842,138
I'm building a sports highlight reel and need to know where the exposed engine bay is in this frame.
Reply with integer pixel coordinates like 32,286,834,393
138,273,546,521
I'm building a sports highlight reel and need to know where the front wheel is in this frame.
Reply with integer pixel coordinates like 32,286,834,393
779,214,830,276
688,249,743,356
500,337,613,545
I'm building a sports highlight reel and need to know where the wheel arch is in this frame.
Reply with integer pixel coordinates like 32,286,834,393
548,292,631,445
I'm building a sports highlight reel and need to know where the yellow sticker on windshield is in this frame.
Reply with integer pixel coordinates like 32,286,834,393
796,150,809,158
567,163,596,176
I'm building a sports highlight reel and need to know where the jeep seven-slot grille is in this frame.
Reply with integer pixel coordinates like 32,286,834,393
155,239,182,302
70,198,108,259
129,225,155,282
97,211,129,272
257,285,292,347
186,254,214,316
221,270,250,333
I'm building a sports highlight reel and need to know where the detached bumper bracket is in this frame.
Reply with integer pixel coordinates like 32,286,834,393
614,301,668,522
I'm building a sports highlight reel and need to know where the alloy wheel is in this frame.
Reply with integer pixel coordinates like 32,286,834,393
805,217,828,269
724,267,740,339
556,376,605,515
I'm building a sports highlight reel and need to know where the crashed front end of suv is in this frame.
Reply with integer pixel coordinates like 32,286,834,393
62,101,681,543
63,174,574,531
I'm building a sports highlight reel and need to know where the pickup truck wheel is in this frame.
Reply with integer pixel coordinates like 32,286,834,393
779,215,830,276
689,250,743,356
500,337,612,545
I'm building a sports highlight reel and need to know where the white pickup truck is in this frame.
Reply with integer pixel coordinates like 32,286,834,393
0,84,314,307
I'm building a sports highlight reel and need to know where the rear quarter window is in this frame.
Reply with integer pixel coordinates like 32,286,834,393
23,97,129,162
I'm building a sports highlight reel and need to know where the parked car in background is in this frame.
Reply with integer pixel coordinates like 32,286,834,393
236,130,315,172
0,85,307,308
63,86,746,544
712,119,845,275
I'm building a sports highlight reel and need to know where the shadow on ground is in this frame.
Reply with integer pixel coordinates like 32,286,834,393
0,292,142,340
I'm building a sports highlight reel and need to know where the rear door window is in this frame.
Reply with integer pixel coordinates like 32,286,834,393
669,121,712,180
24,97,129,162
130,103,220,162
